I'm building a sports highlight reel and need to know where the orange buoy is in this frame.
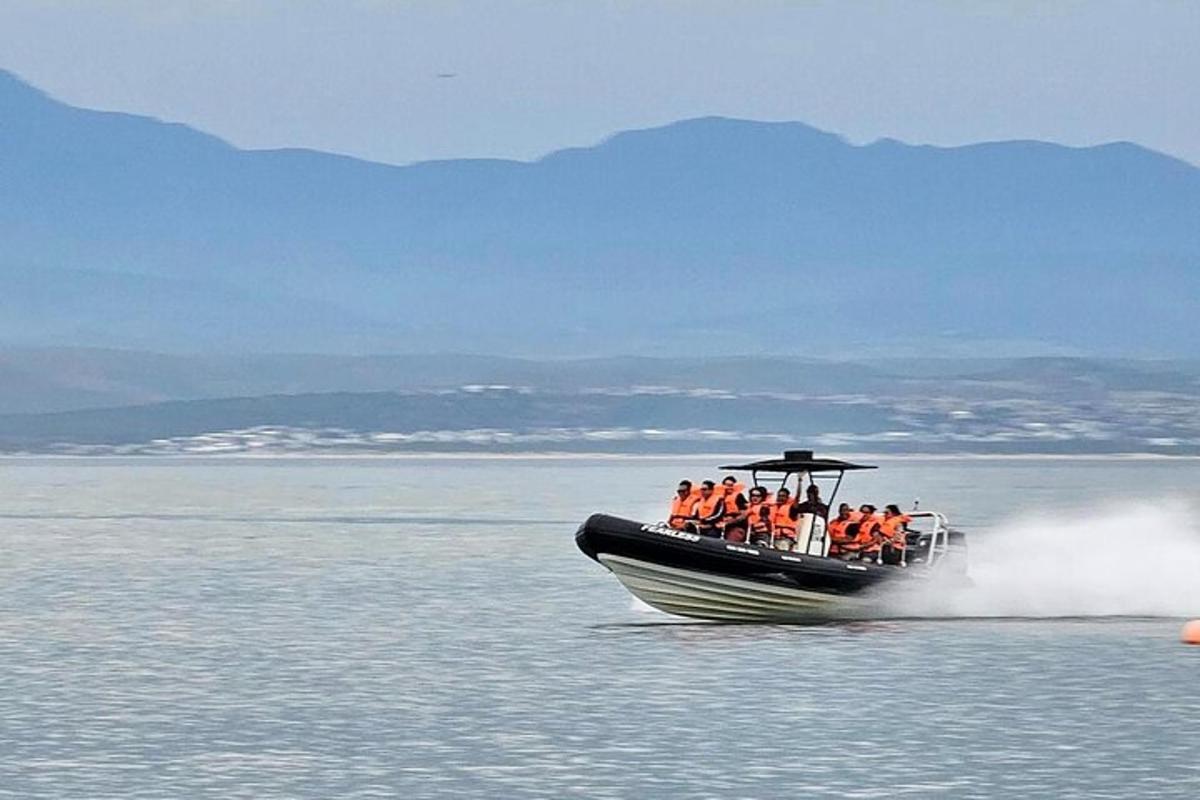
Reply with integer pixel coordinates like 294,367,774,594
1183,620,1200,645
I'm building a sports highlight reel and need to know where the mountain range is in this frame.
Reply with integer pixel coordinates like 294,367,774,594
3,68,1198,357
1,349,1198,455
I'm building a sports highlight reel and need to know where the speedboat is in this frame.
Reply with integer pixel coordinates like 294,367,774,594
575,450,968,622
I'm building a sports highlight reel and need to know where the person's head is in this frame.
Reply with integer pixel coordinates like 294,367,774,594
721,475,738,490
806,484,821,499
837,502,852,519
859,504,876,515
700,480,715,496
749,487,766,503
885,504,902,517
676,480,692,497
776,487,791,503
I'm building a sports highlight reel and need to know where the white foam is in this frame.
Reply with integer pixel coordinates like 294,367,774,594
901,499,1200,618
629,596,665,615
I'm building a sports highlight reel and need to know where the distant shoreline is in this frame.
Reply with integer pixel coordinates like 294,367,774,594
2,451,1199,463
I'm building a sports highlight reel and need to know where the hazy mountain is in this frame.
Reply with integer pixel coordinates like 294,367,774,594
7,347,1199,415
3,68,1198,356
1,351,1198,455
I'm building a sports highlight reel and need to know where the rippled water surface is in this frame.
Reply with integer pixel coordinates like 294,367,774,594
1,457,1199,798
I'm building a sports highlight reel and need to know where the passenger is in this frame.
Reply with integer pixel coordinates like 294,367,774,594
668,480,699,530
878,504,911,565
770,487,800,550
745,487,774,547
719,475,749,542
855,504,883,561
693,480,726,538
826,503,857,558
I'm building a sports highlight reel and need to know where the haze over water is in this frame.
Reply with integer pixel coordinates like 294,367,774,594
1,457,1199,798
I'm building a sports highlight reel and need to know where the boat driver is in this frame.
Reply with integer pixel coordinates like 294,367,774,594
795,483,829,518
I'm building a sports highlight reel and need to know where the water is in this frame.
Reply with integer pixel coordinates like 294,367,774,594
1,456,1199,798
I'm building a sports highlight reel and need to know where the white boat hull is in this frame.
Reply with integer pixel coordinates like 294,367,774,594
598,553,879,622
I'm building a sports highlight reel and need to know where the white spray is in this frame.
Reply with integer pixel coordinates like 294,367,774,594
900,499,1200,618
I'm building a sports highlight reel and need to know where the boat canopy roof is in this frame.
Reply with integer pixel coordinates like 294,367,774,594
719,450,875,474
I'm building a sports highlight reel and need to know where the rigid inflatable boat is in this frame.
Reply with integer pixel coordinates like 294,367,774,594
576,450,968,622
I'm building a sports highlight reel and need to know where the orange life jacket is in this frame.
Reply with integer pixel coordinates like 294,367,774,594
771,501,798,538
856,514,882,551
746,501,773,534
879,514,911,548
696,492,724,521
830,515,865,551
721,483,747,523
668,491,699,529
828,516,855,543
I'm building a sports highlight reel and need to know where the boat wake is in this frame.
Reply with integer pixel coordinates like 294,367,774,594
892,500,1200,619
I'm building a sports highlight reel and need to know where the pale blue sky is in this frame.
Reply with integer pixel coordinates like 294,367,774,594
1,1,1196,165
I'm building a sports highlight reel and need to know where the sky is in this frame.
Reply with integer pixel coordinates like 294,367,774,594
1,1,1197,166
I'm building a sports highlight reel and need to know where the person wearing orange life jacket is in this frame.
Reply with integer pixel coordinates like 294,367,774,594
667,480,700,530
832,504,869,558
693,480,726,538
744,486,774,547
770,487,801,550
854,504,883,560
826,503,857,558
878,504,911,565
718,475,749,542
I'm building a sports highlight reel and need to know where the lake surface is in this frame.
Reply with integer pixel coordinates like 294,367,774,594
1,456,1198,798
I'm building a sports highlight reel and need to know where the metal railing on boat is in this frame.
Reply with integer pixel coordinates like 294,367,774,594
873,511,951,569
